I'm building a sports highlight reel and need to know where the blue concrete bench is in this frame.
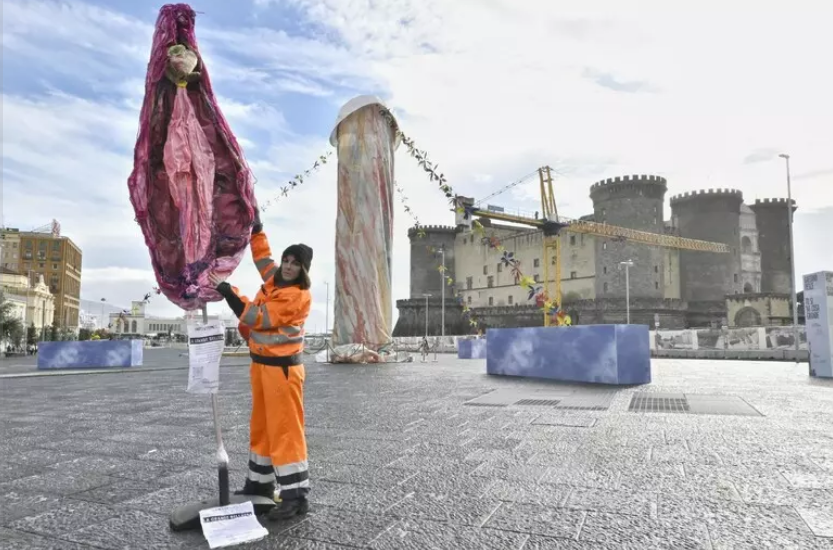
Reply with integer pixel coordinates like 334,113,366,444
458,339,487,359
37,340,144,370
486,325,651,385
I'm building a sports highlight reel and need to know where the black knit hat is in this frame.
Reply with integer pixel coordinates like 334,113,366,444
282,244,313,272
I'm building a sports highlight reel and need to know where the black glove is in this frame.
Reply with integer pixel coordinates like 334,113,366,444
252,208,263,234
215,282,245,317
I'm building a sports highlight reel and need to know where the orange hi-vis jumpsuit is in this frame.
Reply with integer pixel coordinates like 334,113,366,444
228,231,312,501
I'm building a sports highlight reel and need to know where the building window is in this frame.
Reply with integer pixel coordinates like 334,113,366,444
551,257,556,265
603,282,608,293
508,295,513,305
603,266,607,274
483,265,488,275
654,265,658,273
497,263,503,273
467,295,472,304
488,296,494,306
733,274,738,283
655,282,659,289
534,274,541,283
466,276,473,290
570,235,576,246
570,271,577,279
603,242,607,250
533,259,540,268
487,276,494,288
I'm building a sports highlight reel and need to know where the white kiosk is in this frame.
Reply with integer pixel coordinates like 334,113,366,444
802,271,833,379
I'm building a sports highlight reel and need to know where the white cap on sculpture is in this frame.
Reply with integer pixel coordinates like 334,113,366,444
329,94,401,150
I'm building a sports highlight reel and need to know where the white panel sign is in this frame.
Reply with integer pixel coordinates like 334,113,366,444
187,320,225,393
803,271,833,379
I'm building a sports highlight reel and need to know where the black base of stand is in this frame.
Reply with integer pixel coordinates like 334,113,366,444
171,309,277,532
169,494,277,531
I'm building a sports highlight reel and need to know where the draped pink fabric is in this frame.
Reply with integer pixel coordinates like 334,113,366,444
127,4,257,310
163,85,215,266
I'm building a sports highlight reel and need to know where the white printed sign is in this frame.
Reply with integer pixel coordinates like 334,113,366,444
199,501,268,548
187,320,225,394
803,271,833,379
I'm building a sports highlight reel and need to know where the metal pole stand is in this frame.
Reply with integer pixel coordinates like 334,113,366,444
169,305,275,531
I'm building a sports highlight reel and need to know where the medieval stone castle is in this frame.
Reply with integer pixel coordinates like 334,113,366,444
394,174,796,337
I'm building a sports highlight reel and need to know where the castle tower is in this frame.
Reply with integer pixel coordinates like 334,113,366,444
670,189,743,302
590,175,668,299
393,225,466,337
749,198,796,294
408,225,458,299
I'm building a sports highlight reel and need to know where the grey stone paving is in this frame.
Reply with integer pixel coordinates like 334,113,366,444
1,351,832,549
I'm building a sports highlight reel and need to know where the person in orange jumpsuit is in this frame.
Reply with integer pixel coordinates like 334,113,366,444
209,212,313,521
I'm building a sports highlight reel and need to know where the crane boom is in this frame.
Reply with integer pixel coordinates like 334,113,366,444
459,207,729,253
454,165,731,326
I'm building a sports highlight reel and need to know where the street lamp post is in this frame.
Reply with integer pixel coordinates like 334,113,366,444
324,282,330,363
423,293,432,338
779,153,800,364
324,282,330,336
440,246,446,339
619,260,634,324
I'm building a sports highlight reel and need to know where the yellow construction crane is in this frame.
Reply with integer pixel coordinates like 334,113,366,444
455,166,731,326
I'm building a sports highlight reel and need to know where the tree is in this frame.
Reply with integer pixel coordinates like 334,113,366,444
0,291,24,347
78,328,92,341
27,323,37,346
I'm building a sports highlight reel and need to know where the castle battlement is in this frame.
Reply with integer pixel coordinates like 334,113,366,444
752,198,796,207
669,188,743,205
407,224,457,238
590,174,667,191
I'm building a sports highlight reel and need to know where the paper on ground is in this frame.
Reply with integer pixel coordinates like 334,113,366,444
199,501,268,548
187,320,225,394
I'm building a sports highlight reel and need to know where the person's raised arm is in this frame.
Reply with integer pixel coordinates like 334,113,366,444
250,209,278,283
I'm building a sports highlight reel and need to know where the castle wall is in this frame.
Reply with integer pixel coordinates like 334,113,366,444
392,296,469,338
726,293,792,327
453,220,596,309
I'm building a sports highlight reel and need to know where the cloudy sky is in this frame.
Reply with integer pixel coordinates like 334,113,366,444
3,0,831,331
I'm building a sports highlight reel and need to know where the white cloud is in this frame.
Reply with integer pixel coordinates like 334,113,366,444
4,0,832,336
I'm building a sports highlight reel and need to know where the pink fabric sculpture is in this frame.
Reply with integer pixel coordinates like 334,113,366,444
127,4,257,310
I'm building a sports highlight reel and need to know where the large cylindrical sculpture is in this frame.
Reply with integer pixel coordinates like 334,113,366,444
330,96,400,347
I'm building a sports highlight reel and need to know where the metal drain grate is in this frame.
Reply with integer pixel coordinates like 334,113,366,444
628,396,690,413
463,402,507,407
554,405,609,411
514,399,561,407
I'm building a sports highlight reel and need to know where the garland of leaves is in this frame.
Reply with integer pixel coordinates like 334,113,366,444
393,180,483,333
258,152,333,212
382,106,570,327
